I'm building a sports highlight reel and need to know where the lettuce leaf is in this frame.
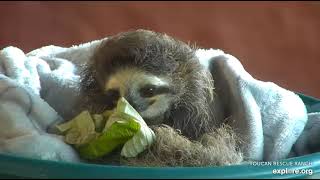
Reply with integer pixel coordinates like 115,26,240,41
76,115,140,159
56,111,97,145
56,97,155,160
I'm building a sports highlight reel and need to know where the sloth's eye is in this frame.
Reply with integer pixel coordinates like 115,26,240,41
140,85,156,98
139,85,171,98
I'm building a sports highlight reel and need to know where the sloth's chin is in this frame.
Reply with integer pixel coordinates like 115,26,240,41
141,113,166,126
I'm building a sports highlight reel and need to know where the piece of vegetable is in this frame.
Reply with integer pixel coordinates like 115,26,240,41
121,123,156,158
92,114,106,132
56,111,97,145
56,97,156,160
106,97,156,158
77,115,141,159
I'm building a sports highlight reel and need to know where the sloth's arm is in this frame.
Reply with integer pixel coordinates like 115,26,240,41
121,124,244,167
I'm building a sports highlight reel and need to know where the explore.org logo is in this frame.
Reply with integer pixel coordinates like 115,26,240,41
272,168,313,176
249,161,313,176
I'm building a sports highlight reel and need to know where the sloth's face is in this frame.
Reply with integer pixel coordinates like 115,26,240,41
104,67,176,125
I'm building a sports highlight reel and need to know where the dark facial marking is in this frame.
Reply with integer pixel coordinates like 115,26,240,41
139,84,172,98
104,88,120,108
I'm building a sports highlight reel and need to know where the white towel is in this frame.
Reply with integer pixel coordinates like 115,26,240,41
0,47,80,162
196,49,308,161
0,38,318,163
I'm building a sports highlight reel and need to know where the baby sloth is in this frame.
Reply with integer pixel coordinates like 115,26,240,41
80,29,243,167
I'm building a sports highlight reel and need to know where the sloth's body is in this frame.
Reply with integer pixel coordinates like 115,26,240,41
79,29,243,166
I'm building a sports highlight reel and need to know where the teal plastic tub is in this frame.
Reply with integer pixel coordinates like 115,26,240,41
0,93,320,179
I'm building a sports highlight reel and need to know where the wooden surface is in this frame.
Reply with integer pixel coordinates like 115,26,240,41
1,1,320,98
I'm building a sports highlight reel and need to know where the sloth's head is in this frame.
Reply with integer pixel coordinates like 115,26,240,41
80,29,216,139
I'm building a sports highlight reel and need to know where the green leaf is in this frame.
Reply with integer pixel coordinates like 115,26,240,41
56,111,96,145
76,116,141,160
92,114,106,133
116,97,145,123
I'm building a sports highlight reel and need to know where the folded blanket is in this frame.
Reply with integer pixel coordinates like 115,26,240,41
197,49,309,161
0,47,80,162
0,38,318,163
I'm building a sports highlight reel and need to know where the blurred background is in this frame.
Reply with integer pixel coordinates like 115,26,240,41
1,1,320,98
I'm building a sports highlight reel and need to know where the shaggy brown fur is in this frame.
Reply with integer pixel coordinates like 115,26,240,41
78,29,243,166
121,124,243,167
